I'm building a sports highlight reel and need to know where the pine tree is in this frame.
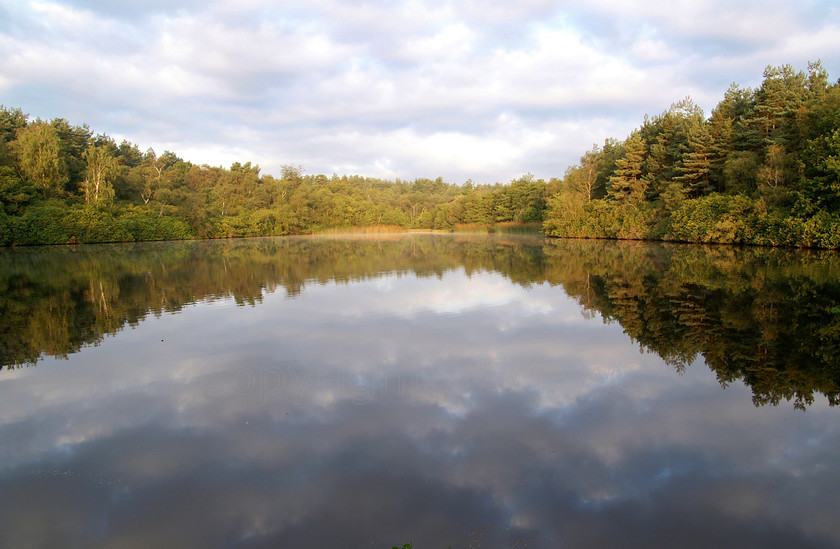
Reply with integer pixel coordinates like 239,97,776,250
608,133,647,203
676,125,714,197
638,98,705,198
753,64,808,146
707,97,736,192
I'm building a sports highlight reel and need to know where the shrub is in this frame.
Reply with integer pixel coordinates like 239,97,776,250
0,210,11,246
666,195,756,244
67,205,133,243
14,201,75,245
118,207,194,241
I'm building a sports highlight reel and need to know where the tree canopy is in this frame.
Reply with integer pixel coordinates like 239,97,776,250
544,61,840,249
0,106,553,245
0,61,838,248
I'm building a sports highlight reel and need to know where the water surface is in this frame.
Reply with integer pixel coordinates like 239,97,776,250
1,234,839,548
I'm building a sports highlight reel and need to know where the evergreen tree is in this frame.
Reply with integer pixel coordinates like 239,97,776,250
608,133,647,203
707,96,737,192
594,138,622,199
51,118,92,191
639,98,705,197
719,84,761,152
0,106,27,145
753,64,808,147
676,125,714,197
802,127,840,210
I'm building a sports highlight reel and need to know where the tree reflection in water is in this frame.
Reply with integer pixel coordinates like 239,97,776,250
2,235,838,409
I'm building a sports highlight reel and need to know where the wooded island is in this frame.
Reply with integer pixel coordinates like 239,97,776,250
1,62,838,248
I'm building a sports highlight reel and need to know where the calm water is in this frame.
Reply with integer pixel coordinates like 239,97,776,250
1,234,839,548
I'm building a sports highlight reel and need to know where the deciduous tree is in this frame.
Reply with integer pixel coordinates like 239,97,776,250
13,122,68,195
82,142,118,204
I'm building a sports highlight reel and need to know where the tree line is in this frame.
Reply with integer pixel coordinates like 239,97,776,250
545,61,840,248
0,108,551,245
1,61,838,248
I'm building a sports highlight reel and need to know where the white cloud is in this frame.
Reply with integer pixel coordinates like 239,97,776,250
1,0,837,182
396,22,475,62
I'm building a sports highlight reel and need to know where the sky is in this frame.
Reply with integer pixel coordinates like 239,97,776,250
1,0,839,184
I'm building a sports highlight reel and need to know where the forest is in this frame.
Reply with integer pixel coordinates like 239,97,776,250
545,61,840,248
0,61,838,247
0,106,550,245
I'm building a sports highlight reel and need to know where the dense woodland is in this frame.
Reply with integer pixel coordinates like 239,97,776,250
2,235,838,408
0,105,550,245
546,61,840,248
0,61,839,247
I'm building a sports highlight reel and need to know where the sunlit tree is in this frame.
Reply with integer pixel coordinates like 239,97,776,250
608,133,647,203
82,142,118,204
13,122,68,195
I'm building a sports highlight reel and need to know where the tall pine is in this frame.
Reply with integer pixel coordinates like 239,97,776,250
608,133,647,203
676,125,714,197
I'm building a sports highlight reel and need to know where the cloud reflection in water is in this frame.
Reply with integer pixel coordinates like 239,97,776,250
0,237,838,548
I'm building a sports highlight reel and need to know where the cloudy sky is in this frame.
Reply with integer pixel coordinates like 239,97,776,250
1,0,839,183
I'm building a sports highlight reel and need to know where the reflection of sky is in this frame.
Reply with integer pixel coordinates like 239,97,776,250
1,268,838,548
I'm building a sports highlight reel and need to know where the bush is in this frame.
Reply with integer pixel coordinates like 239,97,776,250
118,207,194,241
13,201,76,245
666,195,756,244
545,197,653,240
67,205,133,243
796,210,840,248
0,210,11,246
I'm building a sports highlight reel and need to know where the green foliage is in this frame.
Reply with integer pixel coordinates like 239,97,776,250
13,201,76,245
0,61,837,249
676,124,714,197
0,106,28,143
0,165,37,214
607,132,647,202
0,105,551,245
71,205,133,242
81,142,118,204
0,210,11,246
5,201,196,245
13,122,68,195
0,106,27,170
723,151,760,193
545,61,840,249
544,197,653,240
50,118,92,188
666,194,757,244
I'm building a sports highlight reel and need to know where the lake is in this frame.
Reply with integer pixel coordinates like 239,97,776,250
1,234,839,548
